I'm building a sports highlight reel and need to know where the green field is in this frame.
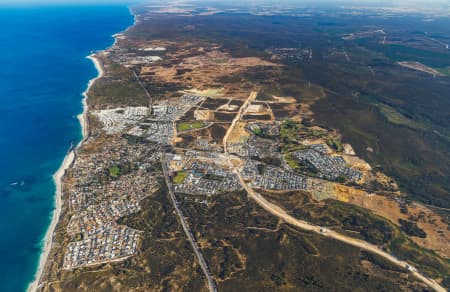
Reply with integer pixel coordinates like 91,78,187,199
177,122,205,132
108,165,121,177
173,171,188,184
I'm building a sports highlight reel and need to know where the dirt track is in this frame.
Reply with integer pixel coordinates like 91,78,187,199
235,171,446,292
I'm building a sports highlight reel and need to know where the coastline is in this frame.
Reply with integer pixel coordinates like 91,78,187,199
27,54,103,292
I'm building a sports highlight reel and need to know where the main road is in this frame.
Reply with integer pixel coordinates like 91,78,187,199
160,153,218,292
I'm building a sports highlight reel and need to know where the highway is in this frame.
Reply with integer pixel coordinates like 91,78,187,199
130,69,153,108
160,153,218,292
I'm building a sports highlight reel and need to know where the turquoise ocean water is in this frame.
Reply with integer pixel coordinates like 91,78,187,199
0,4,133,291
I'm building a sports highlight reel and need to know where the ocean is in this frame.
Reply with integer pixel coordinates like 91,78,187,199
0,4,133,291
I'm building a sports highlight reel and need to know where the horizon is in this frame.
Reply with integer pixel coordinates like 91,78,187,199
0,0,138,7
0,0,448,5
1,0,448,16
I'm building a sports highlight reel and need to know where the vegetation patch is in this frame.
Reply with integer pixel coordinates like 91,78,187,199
108,165,121,177
177,122,205,132
173,171,188,184
280,120,304,151
377,104,425,130
398,219,426,238
326,136,343,152
252,126,262,136
89,63,149,108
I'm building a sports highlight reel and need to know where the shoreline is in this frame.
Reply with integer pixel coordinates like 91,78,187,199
28,6,136,290
27,54,104,292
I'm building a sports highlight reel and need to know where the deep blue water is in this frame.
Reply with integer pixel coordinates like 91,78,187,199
0,4,133,291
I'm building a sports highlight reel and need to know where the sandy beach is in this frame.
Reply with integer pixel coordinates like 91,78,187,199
27,54,104,292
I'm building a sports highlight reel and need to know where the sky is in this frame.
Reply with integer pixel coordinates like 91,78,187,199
0,0,138,5
0,0,448,3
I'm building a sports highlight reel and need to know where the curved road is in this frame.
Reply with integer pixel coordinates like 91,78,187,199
234,171,446,292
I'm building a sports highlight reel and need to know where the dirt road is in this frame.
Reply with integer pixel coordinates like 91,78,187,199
223,91,257,153
234,171,446,292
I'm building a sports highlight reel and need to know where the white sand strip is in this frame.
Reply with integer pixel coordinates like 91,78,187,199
27,54,103,292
